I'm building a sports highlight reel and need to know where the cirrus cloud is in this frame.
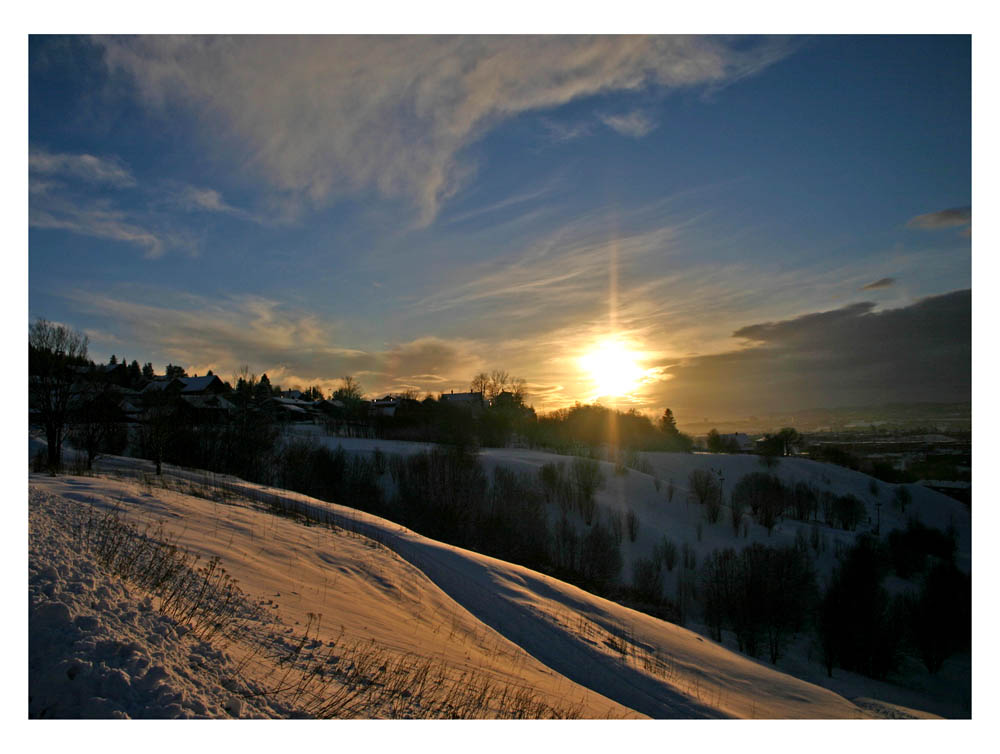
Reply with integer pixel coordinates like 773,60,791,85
29,147,136,187
906,206,971,230
97,35,793,224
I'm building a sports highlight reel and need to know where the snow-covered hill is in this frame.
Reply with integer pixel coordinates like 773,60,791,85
28,436,968,718
287,428,972,583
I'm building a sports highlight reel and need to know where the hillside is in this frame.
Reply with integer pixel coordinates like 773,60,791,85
28,436,970,718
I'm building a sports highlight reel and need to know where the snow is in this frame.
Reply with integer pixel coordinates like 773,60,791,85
29,488,287,719
24,431,973,721
286,429,972,580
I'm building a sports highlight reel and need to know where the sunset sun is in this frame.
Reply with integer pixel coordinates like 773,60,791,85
579,339,644,398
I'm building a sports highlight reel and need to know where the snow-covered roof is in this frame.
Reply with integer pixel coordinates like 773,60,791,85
176,375,224,393
270,397,315,408
440,391,483,403
181,394,235,411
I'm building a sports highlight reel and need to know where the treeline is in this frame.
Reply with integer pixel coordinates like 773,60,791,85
818,528,968,678
372,394,534,449
30,318,694,464
685,469,874,537
269,443,627,597
525,404,693,454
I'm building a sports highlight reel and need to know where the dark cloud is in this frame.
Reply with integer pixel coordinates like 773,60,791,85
655,290,970,416
382,337,480,383
861,277,895,290
906,207,971,230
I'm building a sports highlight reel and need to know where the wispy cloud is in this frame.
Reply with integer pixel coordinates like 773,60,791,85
97,36,792,224
65,289,487,397
539,116,591,143
29,147,135,187
861,277,895,290
30,202,167,259
599,109,657,138
906,206,971,230
28,150,240,257
175,185,242,215
443,183,559,227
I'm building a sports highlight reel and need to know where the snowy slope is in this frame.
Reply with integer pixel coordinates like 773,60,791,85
30,457,892,719
285,429,971,583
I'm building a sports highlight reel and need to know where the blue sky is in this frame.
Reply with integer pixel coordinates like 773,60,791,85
28,35,971,421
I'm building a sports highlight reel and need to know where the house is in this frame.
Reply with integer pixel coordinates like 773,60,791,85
720,432,754,453
175,375,227,395
369,395,400,418
180,393,235,422
262,396,320,423
141,374,227,396
440,391,485,411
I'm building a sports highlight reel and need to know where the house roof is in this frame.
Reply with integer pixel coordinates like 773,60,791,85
176,375,224,393
440,391,483,402
181,394,235,411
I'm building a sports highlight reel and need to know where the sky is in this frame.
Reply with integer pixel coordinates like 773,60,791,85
27,34,971,423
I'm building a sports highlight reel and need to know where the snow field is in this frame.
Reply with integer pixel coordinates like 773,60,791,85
29,472,633,718
31,464,875,718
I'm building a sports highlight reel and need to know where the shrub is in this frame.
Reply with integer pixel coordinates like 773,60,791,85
631,556,664,603
552,514,578,572
731,472,787,535
758,453,780,469
688,468,721,507
579,521,622,587
682,541,697,571
703,543,816,662
908,561,971,673
608,509,624,545
791,481,817,522
571,456,604,525
832,494,866,531
700,548,737,642
887,519,957,578
372,447,386,475
893,485,912,513
730,490,745,535
626,509,639,542
817,536,903,679
654,536,678,572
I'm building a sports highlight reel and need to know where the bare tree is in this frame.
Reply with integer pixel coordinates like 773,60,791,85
469,372,490,396
68,383,125,470
334,375,364,402
487,369,511,401
29,319,89,470
688,468,723,523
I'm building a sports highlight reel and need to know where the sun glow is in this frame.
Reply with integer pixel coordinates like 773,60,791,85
578,339,644,398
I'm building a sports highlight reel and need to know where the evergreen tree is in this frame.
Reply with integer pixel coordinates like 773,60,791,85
659,408,678,435
255,373,273,400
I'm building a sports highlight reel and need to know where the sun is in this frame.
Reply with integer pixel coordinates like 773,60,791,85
578,339,644,398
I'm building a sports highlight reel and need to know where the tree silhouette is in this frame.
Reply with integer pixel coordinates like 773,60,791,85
29,319,89,469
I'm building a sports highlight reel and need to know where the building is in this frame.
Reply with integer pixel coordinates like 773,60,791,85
440,391,485,411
